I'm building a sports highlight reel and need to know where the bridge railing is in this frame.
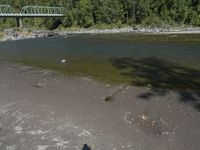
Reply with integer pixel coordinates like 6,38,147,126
20,6,65,14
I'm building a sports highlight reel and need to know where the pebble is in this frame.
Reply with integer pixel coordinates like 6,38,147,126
6,145,17,150
139,115,149,121
36,145,48,150
14,126,23,134
35,82,45,88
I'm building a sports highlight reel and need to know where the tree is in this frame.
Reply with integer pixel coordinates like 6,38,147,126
63,11,74,27
77,0,94,28
0,0,200,29
45,18,62,30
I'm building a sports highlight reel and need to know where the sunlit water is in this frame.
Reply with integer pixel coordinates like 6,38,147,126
0,33,200,89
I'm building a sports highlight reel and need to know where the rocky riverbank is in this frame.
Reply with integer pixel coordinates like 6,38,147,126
0,61,200,150
1,27,200,42
0,29,60,41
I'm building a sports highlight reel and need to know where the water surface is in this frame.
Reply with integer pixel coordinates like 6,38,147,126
0,33,200,89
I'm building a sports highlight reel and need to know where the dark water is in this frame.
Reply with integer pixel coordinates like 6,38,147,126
0,33,200,89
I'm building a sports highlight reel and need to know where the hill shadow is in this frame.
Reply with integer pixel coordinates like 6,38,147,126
111,57,200,111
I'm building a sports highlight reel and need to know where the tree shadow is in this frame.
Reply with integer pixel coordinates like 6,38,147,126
111,57,200,111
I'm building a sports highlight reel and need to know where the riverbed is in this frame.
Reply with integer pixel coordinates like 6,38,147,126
0,59,200,150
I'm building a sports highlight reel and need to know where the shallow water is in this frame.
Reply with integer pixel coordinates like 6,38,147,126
0,33,200,89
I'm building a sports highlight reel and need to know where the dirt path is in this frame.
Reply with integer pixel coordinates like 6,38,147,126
0,62,200,150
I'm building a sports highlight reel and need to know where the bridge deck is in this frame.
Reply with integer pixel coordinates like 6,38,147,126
0,13,64,17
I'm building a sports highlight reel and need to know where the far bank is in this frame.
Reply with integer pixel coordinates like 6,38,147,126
1,27,200,42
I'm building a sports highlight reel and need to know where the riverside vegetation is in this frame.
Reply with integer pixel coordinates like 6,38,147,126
0,0,200,30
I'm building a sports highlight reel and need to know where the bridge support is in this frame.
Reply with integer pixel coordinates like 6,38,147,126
16,17,23,28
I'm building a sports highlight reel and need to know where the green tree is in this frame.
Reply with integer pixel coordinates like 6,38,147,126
0,0,200,29
45,18,61,30
63,11,74,27
77,0,94,27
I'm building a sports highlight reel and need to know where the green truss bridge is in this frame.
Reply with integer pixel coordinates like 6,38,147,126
0,5,65,27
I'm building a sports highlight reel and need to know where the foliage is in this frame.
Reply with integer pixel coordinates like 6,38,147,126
0,0,199,29
44,18,62,30
63,11,74,27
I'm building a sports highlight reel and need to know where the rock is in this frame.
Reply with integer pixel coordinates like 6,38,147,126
47,32,56,37
61,59,67,63
6,145,17,150
105,84,110,87
147,84,152,87
104,96,112,102
162,131,169,135
139,115,149,121
36,145,48,150
35,82,45,88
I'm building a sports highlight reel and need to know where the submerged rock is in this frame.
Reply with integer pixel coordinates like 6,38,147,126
61,59,67,64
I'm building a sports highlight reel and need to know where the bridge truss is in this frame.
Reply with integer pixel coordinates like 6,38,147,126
0,5,15,14
0,5,65,17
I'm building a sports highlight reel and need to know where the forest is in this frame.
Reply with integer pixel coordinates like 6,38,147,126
0,0,200,29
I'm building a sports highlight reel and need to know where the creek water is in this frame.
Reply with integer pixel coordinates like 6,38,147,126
0,33,200,88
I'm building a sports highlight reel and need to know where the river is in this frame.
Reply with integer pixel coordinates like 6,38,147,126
0,33,200,89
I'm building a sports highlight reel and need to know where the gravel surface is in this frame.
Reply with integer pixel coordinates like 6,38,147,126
0,62,200,150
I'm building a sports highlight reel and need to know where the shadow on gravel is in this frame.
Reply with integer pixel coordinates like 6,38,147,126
111,57,200,111
82,144,91,150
